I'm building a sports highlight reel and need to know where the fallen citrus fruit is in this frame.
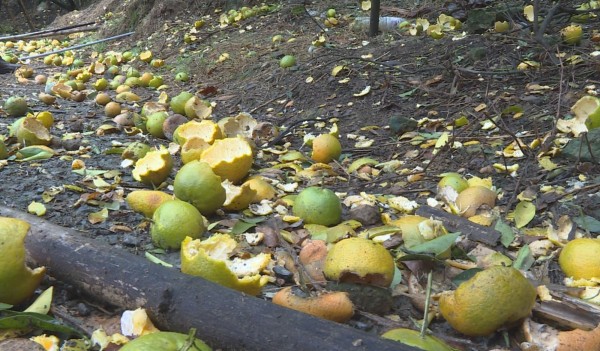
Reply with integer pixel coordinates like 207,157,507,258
173,161,226,215
455,186,496,218
381,328,455,351
169,91,194,115
126,190,173,218
311,133,342,163
439,266,536,336
132,147,173,186
16,117,52,146
558,238,600,280
244,176,276,202
200,137,254,184
293,187,342,226
272,287,354,323
3,96,29,117
181,234,271,295
173,120,223,146
183,96,212,119
150,200,206,250
323,237,395,288
119,331,212,351
222,180,257,211
0,217,46,305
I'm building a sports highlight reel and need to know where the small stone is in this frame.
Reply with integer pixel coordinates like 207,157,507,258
273,265,294,283
349,204,380,226
122,234,140,246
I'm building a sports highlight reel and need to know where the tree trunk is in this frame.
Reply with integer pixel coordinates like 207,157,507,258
0,206,417,351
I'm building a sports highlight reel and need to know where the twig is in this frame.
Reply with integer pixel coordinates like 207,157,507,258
420,270,433,337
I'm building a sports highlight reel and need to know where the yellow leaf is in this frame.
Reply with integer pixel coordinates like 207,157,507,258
524,5,535,22
514,201,536,228
88,208,109,224
433,132,449,154
538,156,559,171
305,76,314,83
353,86,371,97
331,65,345,77
28,201,46,216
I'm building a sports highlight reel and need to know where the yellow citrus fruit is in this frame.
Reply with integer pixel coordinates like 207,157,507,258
180,138,211,164
559,238,600,280
381,328,454,351
562,24,583,45
455,186,496,218
95,92,111,106
173,120,223,146
323,237,395,288
272,287,354,323
169,91,194,115
0,140,8,159
139,50,153,63
16,118,52,146
93,78,108,91
184,96,212,119
439,266,536,336
126,190,173,218
293,187,342,226
119,332,212,351
243,176,276,202
4,96,29,117
173,160,226,215
150,200,206,250
0,217,46,305
132,147,173,186
104,101,121,118
200,137,254,184
180,234,270,295
34,111,54,129
222,180,257,211
311,133,341,163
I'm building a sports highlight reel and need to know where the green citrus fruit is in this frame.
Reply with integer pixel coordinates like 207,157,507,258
170,91,194,115
4,96,29,117
119,332,211,351
280,55,297,68
150,200,206,250
293,187,342,226
173,160,226,215
146,111,169,139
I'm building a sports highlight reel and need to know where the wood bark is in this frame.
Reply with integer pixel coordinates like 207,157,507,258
0,206,417,351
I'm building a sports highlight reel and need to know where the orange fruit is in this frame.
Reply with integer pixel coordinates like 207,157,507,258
293,187,341,226
558,238,600,280
311,133,341,163
455,186,496,218
323,237,395,288
150,200,206,250
200,137,254,184
169,91,194,115
95,92,111,106
272,287,354,323
173,160,226,215
4,96,29,117
439,266,536,336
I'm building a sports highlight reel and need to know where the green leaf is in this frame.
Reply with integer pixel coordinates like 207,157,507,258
0,303,12,311
514,201,536,228
513,244,534,271
231,219,259,235
406,232,461,256
573,215,600,233
397,253,442,262
495,219,515,248
451,268,483,287
0,312,83,337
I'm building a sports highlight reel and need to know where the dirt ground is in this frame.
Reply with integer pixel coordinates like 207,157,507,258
1,0,599,350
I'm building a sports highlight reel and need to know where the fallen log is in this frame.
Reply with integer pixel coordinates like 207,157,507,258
0,206,417,351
